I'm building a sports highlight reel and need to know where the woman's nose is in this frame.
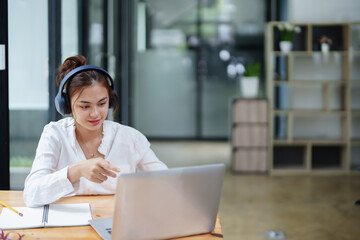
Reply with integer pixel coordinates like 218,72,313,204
90,106,99,117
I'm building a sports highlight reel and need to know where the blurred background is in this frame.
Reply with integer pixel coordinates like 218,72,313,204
7,0,269,185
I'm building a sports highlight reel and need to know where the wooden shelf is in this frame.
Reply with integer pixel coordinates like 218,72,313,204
274,139,347,145
351,110,360,115
273,110,347,115
272,166,307,172
351,140,360,145
271,168,357,175
274,80,347,85
350,51,360,55
273,51,348,56
266,21,360,174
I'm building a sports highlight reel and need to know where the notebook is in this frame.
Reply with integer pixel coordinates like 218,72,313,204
89,163,226,240
0,203,92,230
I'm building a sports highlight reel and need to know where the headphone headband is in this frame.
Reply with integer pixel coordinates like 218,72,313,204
55,65,117,116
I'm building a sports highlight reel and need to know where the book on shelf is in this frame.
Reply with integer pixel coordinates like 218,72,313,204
274,55,287,81
275,115,287,140
275,84,288,140
0,203,92,230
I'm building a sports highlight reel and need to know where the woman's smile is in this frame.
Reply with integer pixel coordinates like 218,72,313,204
89,119,101,126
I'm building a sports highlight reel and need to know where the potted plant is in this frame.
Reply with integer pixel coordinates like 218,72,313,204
276,22,301,53
318,35,333,53
241,62,261,98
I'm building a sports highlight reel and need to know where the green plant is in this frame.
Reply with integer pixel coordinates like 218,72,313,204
10,156,34,167
277,22,301,41
319,35,333,45
244,62,261,77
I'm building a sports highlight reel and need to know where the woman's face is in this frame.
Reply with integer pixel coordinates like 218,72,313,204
70,82,109,133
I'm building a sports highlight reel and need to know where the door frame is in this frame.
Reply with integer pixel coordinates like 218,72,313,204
0,0,10,190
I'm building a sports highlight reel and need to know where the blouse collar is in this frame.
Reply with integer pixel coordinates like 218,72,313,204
68,118,113,159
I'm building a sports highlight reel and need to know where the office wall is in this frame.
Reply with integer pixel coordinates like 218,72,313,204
288,0,360,22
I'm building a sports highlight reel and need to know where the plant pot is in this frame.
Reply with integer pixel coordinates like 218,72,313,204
321,43,330,53
240,76,259,98
279,41,292,53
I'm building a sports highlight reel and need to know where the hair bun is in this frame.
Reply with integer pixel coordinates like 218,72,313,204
56,55,87,87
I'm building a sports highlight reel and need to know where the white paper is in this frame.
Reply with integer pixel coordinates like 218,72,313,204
0,203,92,230
47,203,92,227
0,207,44,230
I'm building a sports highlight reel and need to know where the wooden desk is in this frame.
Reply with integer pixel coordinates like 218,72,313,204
0,191,223,240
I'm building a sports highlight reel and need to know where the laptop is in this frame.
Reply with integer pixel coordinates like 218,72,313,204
89,163,226,240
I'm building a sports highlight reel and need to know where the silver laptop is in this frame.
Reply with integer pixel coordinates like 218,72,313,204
89,163,225,240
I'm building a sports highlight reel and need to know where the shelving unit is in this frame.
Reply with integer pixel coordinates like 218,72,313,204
231,99,268,173
266,22,360,174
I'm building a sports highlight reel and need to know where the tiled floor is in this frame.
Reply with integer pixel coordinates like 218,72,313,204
152,141,360,240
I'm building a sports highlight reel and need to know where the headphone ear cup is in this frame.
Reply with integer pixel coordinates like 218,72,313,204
109,98,113,108
55,93,65,116
62,92,71,114
109,96,116,109
109,90,118,109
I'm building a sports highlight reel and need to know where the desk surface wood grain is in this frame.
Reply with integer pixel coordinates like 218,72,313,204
0,191,223,240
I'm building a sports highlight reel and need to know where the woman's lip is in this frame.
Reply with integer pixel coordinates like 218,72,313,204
89,119,101,125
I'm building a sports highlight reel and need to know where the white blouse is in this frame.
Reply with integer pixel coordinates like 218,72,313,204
23,118,167,207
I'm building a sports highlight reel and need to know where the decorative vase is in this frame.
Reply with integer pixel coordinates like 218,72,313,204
321,43,330,53
240,76,259,98
279,41,292,53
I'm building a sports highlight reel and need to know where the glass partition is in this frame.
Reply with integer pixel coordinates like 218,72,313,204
8,0,79,190
8,0,49,189
62,0,79,60
132,0,266,139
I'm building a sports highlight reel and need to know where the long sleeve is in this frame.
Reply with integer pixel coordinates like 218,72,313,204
137,148,168,171
131,128,168,172
23,124,77,207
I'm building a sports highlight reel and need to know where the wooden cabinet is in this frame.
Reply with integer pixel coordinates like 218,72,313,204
266,22,360,174
231,99,268,173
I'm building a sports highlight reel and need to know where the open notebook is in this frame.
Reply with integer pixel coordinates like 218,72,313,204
0,203,92,230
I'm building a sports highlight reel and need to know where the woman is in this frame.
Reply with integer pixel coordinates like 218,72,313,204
23,55,167,207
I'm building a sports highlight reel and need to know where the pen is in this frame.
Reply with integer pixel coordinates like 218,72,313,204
0,202,23,217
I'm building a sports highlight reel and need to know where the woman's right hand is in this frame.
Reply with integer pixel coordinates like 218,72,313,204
67,158,120,184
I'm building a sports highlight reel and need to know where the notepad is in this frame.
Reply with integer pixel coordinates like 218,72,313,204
0,203,92,230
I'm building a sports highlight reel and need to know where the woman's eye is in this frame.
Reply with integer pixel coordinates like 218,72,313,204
80,106,89,109
99,102,106,106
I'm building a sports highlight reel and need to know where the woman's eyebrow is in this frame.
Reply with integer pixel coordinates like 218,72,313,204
78,97,108,104
98,97,108,102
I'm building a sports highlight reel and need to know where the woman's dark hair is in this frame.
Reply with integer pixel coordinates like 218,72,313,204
56,55,118,114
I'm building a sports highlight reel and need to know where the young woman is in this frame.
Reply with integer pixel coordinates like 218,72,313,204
23,55,167,207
